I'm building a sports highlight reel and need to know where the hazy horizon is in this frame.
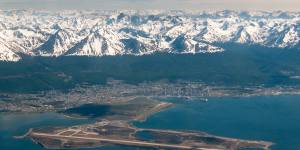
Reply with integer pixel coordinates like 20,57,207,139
0,0,300,11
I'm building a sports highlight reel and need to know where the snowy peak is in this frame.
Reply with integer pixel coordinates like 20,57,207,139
170,35,224,53
0,10,300,61
35,29,75,56
66,31,110,56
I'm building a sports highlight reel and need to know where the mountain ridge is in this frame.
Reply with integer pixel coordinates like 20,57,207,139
0,10,299,61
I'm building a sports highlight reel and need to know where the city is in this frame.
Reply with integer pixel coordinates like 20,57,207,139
1,79,300,113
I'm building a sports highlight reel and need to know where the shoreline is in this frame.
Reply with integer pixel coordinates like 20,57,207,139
6,95,288,150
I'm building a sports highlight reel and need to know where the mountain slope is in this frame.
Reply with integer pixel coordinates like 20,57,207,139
0,38,21,61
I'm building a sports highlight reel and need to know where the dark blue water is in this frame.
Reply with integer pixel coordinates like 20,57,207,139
1,95,300,150
135,95,300,150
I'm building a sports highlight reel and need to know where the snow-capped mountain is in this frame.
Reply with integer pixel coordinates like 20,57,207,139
34,29,76,56
0,38,21,61
0,10,299,61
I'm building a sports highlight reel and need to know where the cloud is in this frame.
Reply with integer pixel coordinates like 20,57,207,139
0,0,299,11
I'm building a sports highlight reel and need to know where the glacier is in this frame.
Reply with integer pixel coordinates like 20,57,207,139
0,10,299,61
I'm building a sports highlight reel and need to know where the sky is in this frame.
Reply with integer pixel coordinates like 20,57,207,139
0,0,299,11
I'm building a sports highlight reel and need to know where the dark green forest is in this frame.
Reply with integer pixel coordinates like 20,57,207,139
0,44,300,92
